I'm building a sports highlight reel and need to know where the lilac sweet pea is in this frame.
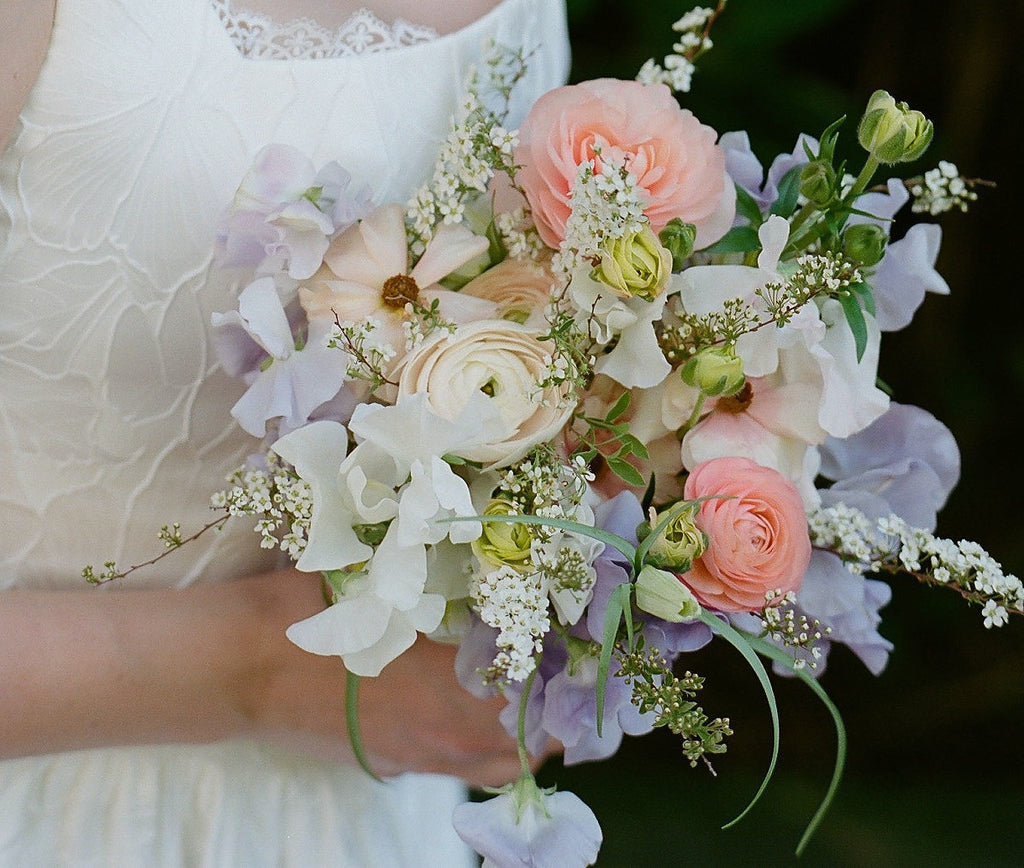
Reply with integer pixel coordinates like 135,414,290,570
819,401,960,530
720,131,815,214
453,775,602,868
216,144,372,279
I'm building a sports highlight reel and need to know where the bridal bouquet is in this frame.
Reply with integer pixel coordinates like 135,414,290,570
90,4,1020,865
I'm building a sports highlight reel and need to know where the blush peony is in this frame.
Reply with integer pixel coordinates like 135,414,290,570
680,456,810,612
514,78,735,250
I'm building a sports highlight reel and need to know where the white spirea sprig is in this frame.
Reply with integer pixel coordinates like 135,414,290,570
760,590,831,669
494,206,546,261
472,564,550,682
635,5,718,93
909,160,979,215
809,504,1024,628
552,156,648,279
405,42,529,253
211,454,313,558
494,447,592,527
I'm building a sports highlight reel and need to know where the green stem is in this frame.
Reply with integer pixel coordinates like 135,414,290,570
516,664,540,778
677,393,708,440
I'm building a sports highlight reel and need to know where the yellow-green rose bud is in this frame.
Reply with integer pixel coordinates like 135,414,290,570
799,159,836,207
659,218,697,271
634,564,701,622
842,223,887,267
591,224,673,301
644,504,707,572
471,499,534,569
680,345,746,397
857,90,934,165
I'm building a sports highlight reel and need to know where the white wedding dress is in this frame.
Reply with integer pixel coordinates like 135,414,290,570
0,0,569,864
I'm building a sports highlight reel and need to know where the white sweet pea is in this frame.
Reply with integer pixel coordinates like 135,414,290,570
677,215,888,439
568,268,673,389
271,395,508,675
212,277,347,437
675,215,790,378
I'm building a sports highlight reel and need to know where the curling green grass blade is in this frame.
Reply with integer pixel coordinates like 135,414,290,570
596,582,632,738
743,634,847,856
698,609,781,829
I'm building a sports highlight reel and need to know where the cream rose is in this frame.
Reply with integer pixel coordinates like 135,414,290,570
680,456,810,612
396,320,575,467
514,78,736,250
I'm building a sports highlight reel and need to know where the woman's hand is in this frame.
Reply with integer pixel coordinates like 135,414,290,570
245,569,555,788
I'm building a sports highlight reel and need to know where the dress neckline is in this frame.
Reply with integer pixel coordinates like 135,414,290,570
207,0,520,63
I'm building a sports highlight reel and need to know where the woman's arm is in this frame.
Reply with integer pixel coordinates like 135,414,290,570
0,0,57,154
0,570,529,788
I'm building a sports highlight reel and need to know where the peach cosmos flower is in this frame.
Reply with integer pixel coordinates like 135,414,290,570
680,456,810,613
514,78,735,250
299,203,496,367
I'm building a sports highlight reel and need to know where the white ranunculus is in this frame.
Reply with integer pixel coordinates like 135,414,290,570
396,320,575,468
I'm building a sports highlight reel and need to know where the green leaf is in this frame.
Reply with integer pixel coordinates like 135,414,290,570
848,280,875,317
838,290,868,362
346,671,384,783
699,225,761,256
698,610,780,830
733,184,764,226
640,473,657,516
596,582,633,737
607,457,646,487
605,390,631,423
770,165,803,218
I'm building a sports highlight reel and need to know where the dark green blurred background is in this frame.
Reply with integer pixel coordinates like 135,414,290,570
536,1,1024,864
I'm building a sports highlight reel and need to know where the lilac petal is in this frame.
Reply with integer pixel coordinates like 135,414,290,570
233,144,317,211
453,787,602,868
819,402,960,529
796,551,893,675
870,223,949,332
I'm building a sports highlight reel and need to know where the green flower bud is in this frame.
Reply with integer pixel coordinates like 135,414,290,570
658,218,697,271
679,345,746,397
857,90,934,165
798,159,836,207
591,224,673,301
634,564,701,623
471,499,534,569
842,223,887,267
644,504,707,572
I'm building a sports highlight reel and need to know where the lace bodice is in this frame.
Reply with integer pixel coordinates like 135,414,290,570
211,1,439,60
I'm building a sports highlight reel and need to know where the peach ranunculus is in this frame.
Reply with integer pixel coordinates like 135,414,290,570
396,320,575,468
514,78,736,251
679,456,810,613
459,258,556,330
